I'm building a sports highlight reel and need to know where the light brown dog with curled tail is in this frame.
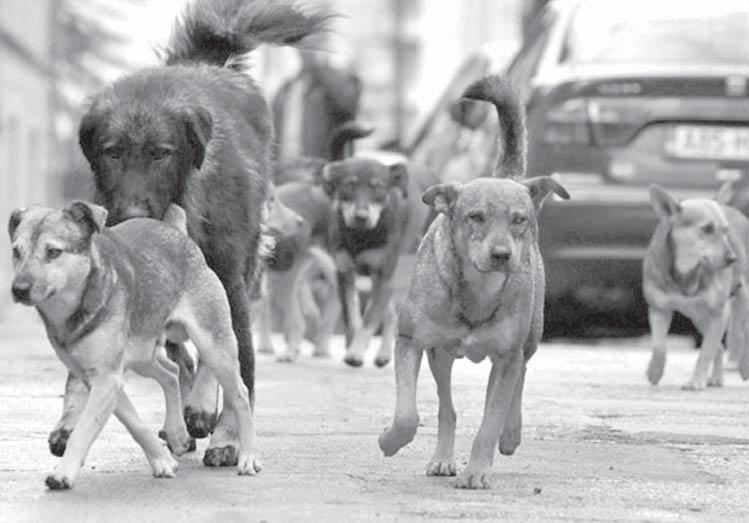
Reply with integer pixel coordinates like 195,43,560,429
378,75,569,489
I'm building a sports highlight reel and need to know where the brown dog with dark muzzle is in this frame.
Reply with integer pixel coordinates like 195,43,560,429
378,75,569,489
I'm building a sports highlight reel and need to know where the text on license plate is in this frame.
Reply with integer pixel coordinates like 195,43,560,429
666,126,749,161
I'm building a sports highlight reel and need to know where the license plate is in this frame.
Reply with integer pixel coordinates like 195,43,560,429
666,125,749,161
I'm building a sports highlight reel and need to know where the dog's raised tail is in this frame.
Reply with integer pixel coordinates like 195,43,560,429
164,0,333,66
329,121,375,160
462,75,526,180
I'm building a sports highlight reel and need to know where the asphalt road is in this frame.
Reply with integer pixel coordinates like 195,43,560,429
1,307,748,522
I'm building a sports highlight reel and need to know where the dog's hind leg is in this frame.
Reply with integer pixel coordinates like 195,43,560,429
374,299,397,368
113,390,178,479
48,373,88,457
456,350,523,490
425,348,457,477
378,336,423,456
646,308,673,385
499,364,526,456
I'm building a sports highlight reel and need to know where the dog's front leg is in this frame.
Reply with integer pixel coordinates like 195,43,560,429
46,373,123,489
456,350,523,490
378,336,423,456
646,307,673,385
183,362,220,439
684,307,729,390
48,372,88,457
337,268,361,345
255,276,275,355
425,348,457,476
345,274,393,367
499,364,526,456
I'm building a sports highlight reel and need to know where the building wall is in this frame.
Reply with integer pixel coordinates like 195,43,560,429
0,0,56,314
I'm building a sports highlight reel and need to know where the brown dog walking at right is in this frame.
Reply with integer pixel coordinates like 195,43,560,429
644,184,749,389
378,76,569,489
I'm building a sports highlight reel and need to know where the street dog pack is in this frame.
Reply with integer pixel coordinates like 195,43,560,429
6,0,749,494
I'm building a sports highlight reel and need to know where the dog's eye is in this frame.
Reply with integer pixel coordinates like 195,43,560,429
46,247,63,260
103,147,121,160
512,215,528,226
702,223,715,235
468,211,485,224
153,148,173,161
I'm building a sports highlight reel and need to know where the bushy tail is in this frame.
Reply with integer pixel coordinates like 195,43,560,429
328,121,375,160
164,0,333,66
462,75,526,180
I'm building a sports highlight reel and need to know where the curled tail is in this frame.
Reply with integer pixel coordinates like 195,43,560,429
164,0,333,66
328,121,375,160
462,75,526,180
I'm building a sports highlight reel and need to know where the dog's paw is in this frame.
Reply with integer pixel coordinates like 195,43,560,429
455,467,492,489
48,428,71,457
343,354,364,367
499,438,520,456
236,453,262,476
681,380,706,391
378,418,418,457
646,352,666,385
706,376,724,388
184,407,217,439
148,452,178,478
426,459,456,477
312,347,330,358
203,445,239,467
158,429,196,455
373,356,391,368
45,473,73,490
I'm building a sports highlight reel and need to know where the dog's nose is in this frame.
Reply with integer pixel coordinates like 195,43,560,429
725,252,738,265
11,281,31,302
490,247,512,265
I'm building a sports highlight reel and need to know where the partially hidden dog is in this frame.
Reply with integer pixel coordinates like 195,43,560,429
644,183,749,389
256,122,373,362
324,145,439,368
8,201,259,489
378,76,569,489
63,0,330,467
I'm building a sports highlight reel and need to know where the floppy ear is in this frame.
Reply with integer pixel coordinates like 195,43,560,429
523,176,570,210
64,201,109,236
8,207,27,238
422,182,460,215
320,162,345,196
649,184,681,218
716,180,734,206
389,163,409,197
79,109,104,168
183,107,213,169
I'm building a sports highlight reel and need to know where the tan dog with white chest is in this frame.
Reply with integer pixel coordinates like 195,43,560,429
8,201,260,489
644,184,749,389
378,76,569,489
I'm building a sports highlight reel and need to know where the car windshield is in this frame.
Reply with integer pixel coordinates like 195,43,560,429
563,0,749,65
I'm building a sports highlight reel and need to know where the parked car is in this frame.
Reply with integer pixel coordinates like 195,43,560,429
406,0,749,337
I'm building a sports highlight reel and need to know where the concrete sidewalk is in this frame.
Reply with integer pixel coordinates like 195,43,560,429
1,307,748,522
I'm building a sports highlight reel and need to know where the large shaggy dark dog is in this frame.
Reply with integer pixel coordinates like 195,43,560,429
49,0,329,467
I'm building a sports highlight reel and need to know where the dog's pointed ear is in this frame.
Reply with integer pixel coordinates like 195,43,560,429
716,180,734,206
389,163,409,197
649,184,681,218
8,207,27,238
422,182,460,214
320,162,345,196
183,107,213,169
64,201,109,236
523,176,570,210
